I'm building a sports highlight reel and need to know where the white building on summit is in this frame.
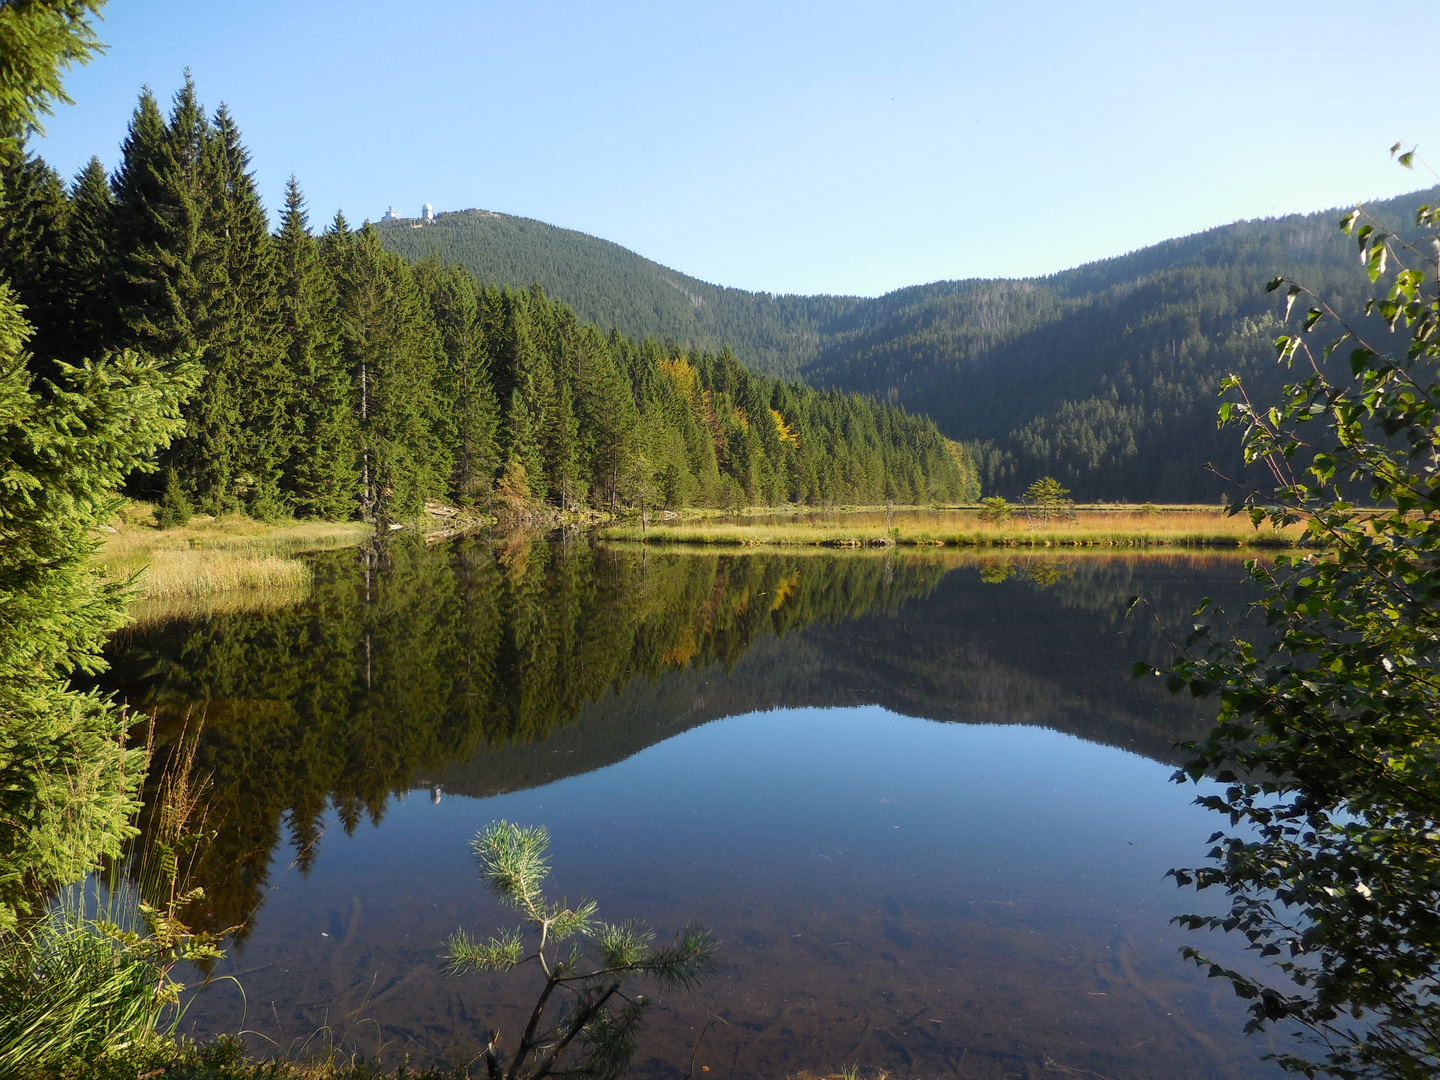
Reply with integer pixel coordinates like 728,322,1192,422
381,205,400,221
422,203,434,222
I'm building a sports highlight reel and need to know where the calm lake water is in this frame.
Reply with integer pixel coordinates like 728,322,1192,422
102,541,1284,1079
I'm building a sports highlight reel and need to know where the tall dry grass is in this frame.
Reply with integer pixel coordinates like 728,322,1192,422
93,503,372,616
598,507,1303,549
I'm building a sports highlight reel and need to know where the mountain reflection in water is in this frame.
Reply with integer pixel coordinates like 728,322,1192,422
102,540,1280,1079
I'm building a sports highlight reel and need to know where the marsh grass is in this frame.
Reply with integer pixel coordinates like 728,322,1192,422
599,507,1302,549
125,586,315,628
94,503,372,611
39,1035,479,1079
0,719,228,1077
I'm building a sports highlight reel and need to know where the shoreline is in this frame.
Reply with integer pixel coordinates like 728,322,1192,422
94,503,376,623
596,507,1302,549
94,503,1295,624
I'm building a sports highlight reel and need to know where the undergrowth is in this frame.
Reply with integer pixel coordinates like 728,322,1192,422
29,1036,475,1080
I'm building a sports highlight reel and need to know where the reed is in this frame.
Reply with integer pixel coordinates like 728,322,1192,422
0,719,226,1077
93,503,373,609
598,508,1302,549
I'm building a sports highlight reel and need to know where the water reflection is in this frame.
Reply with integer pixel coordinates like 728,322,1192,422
101,541,1276,1077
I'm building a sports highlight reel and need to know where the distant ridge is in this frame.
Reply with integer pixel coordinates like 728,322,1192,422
375,186,1440,501
374,209,857,380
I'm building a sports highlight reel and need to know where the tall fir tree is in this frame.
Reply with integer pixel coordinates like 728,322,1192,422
489,288,548,503
209,103,290,518
110,78,238,509
499,387,542,508
420,262,499,507
324,220,447,522
550,378,581,510
0,151,69,373
274,176,356,518
61,156,115,364
574,328,639,512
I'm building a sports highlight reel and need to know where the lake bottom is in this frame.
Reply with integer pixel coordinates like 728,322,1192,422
178,707,1281,1079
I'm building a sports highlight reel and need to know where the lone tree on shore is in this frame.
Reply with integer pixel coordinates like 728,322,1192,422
1022,476,1073,521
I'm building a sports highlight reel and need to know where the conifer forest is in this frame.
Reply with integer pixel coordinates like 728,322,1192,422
0,78,975,525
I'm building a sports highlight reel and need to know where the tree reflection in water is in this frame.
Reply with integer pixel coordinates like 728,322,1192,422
102,540,1253,946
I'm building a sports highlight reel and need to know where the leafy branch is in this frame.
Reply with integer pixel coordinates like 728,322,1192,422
1141,161,1440,1079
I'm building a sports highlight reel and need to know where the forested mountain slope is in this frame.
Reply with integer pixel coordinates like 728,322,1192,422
803,186,1440,500
385,188,1440,502
374,210,858,381
0,78,975,519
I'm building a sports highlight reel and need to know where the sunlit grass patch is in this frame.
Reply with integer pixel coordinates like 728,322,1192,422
93,502,373,613
125,549,312,599
598,506,1303,549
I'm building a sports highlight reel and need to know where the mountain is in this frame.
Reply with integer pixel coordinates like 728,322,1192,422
802,186,1440,501
374,186,1440,501
373,210,857,381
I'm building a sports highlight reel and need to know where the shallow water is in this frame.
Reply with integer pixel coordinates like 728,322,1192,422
103,542,1283,1078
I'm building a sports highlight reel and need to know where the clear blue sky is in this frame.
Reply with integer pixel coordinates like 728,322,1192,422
31,0,1440,297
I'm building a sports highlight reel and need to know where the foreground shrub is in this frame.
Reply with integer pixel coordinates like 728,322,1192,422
446,821,717,1080
1151,168,1440,1077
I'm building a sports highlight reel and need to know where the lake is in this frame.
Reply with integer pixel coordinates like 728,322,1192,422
102,540,1284,1079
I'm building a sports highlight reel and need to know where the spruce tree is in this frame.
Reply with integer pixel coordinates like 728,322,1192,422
111,78,220,359
61,156,114,363
0,151,69,372
573,329,636,512
110,78,237,509
0,280,196,929
0,0,106,166
274,177,356,519
489,289,548,503
210,103,290,519
551,377,582,510
155,465,192,528
421,263,499,507
325,221,447,522
502,387,545,508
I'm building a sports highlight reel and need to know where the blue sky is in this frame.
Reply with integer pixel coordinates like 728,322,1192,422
32,0,1440,297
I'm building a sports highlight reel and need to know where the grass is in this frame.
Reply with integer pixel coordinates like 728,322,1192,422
598,505,1304,549
47,1039,892,1080
0,905,162,1076
93,502,373,622
29,1036,481,1079
0,723,228,1080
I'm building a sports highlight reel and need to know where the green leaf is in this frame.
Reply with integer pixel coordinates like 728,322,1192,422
1366,242,1388,282
1284,285,1302,321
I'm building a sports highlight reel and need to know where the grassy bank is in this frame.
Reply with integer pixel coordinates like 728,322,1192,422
90,504,1288,626
22,1037,475,1080
94,503,373,622
598,506,1303,549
